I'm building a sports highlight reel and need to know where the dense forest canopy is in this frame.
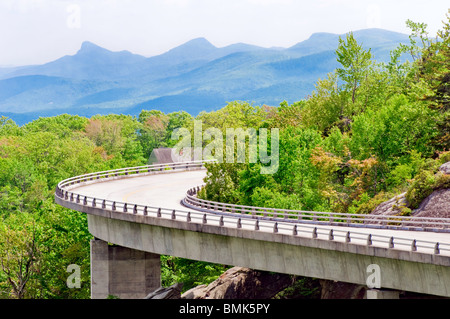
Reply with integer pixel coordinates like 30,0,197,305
0,12,449,298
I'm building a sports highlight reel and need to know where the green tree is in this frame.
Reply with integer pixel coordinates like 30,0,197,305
335,32,373,106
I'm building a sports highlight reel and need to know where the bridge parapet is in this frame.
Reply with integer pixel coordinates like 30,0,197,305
183,185,450,233
55,161,450,259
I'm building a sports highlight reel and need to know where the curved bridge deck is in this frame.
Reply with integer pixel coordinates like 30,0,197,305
55,162,450,298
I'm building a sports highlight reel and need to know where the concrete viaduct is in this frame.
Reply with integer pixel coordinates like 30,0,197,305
54,161,450,299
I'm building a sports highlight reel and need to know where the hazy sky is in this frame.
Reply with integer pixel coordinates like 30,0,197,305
0,0,448,66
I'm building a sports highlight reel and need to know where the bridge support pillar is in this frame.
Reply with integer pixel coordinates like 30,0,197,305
90,238,160,299
365,289,400,299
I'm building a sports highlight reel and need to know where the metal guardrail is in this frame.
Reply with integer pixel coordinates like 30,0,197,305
55,160,450,257
183,186,450,233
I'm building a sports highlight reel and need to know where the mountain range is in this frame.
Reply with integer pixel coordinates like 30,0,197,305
0,28,411,125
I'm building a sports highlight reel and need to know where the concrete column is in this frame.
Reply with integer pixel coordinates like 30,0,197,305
90,238,161,299
366,289,400,299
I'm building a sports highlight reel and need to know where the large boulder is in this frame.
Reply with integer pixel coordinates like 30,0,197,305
181,266,292,299
319,280,366,299
439,161,450,174
369,161,450,227
145,283,183,299
369,192,407,218
410,188,450,219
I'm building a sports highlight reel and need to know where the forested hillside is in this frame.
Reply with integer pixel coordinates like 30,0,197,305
0,13,449,298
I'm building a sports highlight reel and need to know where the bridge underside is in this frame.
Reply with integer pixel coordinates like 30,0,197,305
86,213,450,298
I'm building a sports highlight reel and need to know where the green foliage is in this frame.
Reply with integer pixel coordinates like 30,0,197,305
350,94,438,162
196,101,268,132
301,72,344,132
274,277,321,299
200,162,243,204
336,31,373,105
137,109,193,159
161,256,230,292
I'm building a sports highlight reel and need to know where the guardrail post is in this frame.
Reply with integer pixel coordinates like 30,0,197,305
312,227,318,239
83,196,87,206
202,214,207,224
219,215,224,226
144,206,148,216
171,210,176,220
328,229,334,240
273,222,278,233
157,208,161,218
112,202,116,211
76,195,80,204
237,218,242,228
411,239,417,252
102,200,106,209
345,231,351,243
123,203,128,213
254,219,259,230
186,212,191,222
92,198,96,207
434,242,440,254
389,237,394,248
292,224,297,236
70,193,74,202
133,205,138,214
367,234,372,245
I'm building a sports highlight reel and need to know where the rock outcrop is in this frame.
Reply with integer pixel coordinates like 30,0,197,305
145,283,183,299
369,192,408,218
439,161,450,174
412,188,450,219
369,161,450,227
319,280,366,299
181,266,292,299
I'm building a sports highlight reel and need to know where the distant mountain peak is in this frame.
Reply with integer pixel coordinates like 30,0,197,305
184,37,215,47
172,37,216,52
77,41,109,54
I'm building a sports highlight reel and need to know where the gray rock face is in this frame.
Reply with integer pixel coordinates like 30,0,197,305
145,283,183,299
369,161,450,227
412,188,450,219
439,161,450,174
181,266,292,299
370,192,408,217
319,280,366,299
